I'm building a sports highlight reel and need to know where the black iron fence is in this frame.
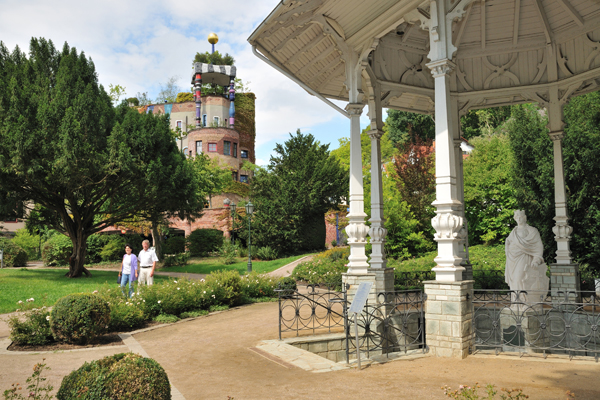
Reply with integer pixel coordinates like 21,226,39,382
472,289,600,360
276,283,347,339
276,283,427,362
347,290,427,360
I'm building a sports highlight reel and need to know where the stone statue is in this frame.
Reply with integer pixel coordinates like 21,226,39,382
505,210,549,304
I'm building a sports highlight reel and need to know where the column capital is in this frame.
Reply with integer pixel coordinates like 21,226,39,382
426,59,456,78
549,131,564,141
367,129,384,140
346,103,364,115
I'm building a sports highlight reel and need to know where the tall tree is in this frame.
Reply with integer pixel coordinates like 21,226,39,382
386,110,435,146
155,76,180,103
248,130,348,254
391,135,436,236
0,38,204,277
463,133,517,245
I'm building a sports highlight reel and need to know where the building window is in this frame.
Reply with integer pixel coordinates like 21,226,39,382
203,114,207,127
213,116,220,126
208,143,217,152
232,171,238,181
240,175,249,183
224,141,231,156
196,141,202,154
241,150,249,159
232,143,237,158
176,120,182,129
182,147,189,158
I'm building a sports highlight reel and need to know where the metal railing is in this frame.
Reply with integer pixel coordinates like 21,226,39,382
472,289,600,360
347,290,427,360
276,283,347,339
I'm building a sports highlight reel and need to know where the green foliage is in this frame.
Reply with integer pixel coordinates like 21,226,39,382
460,106,513,140
162,252,189,267
162,236,186,255
104,292,146,332
507,104,555,263
179,310,208,318
57,353,171,400
3,360,54,400
224,181,250,197
50,294,110,344
108,83,126,105
219,239,238,265
8,308,53,346
277,276,297,297
234,92,256,145
176,92,193,103
386,110,435,145
126,97,140,106
247,130,348,254
153,314,179,323
292,248,350,286
442,383,529,399
0,238,28,268
194,50,235,65
255,246,278,261
241,272,280,298
464,133,517,245
205,270,243,306
99,236,126,261
0,39,204,277
187,229,224,256
41,234,71,266
11,229,41,261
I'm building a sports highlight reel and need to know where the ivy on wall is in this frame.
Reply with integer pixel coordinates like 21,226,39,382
234,93,256,161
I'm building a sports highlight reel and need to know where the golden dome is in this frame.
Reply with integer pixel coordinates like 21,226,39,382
208,33,219,45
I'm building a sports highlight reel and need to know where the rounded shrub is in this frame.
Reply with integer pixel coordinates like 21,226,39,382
0,238,28,268
162,235,186,255
57,353,171,400
100,236,126,261
42,234,72,266
205,269,242,306
186,228,223,256
8,308,54,346
50,294,111,344
255,246,278,261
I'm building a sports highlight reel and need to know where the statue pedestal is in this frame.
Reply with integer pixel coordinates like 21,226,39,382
550,263,581,303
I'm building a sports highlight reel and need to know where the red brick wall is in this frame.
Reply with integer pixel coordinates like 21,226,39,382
168,208,231,238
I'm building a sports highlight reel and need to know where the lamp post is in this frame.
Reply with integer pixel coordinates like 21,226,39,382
223,198,231,241
245,201,254,273
230,203,237,245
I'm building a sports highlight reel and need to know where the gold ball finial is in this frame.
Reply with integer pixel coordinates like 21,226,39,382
208,33,219,45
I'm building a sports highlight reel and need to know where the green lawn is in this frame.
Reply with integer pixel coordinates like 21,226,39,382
163,254,312,275
0,269,168,314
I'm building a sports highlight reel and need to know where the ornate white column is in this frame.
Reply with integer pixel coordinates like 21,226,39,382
427,59,465,282
368,127,387,270
345,103,369,274
549,130,573,264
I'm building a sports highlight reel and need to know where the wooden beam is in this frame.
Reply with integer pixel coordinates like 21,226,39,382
555,0,584,27
296,48,337,76
481,0,486,50
533,0,553,44
273,24,312,52
454,4,473,49
513,0,521,46
285,34,329,65
309,59,342,84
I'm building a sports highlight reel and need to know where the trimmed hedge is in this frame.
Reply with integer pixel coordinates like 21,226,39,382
186,228,223,256
0,237,28,268
162,236,186,255
57,353,171,400
50,294,111,344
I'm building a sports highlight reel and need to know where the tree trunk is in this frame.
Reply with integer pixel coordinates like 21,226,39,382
66,233,91,278
151,222,163,259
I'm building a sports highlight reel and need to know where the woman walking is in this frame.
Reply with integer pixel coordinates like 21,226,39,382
119,244,138,298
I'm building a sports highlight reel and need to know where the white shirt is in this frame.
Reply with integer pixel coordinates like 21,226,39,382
123,254,132,275
138,248,159,267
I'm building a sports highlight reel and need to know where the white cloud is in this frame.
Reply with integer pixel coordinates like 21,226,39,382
0,0,354,162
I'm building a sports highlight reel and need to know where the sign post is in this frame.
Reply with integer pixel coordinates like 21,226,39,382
0,249,3,269
348,282,372,370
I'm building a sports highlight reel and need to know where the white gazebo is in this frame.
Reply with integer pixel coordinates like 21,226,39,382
249,0,600,357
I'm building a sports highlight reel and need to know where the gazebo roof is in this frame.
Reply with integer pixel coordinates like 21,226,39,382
249,0,600,114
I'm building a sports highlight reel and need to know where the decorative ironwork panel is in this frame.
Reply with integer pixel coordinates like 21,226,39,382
276,283,347,339
473,289,600,361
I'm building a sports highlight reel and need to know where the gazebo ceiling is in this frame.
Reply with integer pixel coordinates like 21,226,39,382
248,0,600,114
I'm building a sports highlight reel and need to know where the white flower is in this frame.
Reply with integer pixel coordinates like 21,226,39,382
17,300,23,304
46,316,50,321
143,300,146,303
201,279,205,282
26,298,34,302
126,302,130,305
177,288,180,290
174,280,178,283
203,291,206,294
211,295,216,298
158,300,162,304
92,290,98,294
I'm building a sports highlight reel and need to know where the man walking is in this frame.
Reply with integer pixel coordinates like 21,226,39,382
138,239,159,285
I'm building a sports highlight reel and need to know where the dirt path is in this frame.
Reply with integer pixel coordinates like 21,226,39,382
2,301,600,399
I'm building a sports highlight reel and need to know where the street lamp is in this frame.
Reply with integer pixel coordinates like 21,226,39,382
245,201,255,273
230,202,237,245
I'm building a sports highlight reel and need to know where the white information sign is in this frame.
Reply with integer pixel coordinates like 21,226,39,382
349,282,372,314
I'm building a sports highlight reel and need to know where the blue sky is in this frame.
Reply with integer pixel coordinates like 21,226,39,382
0,0,382,166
